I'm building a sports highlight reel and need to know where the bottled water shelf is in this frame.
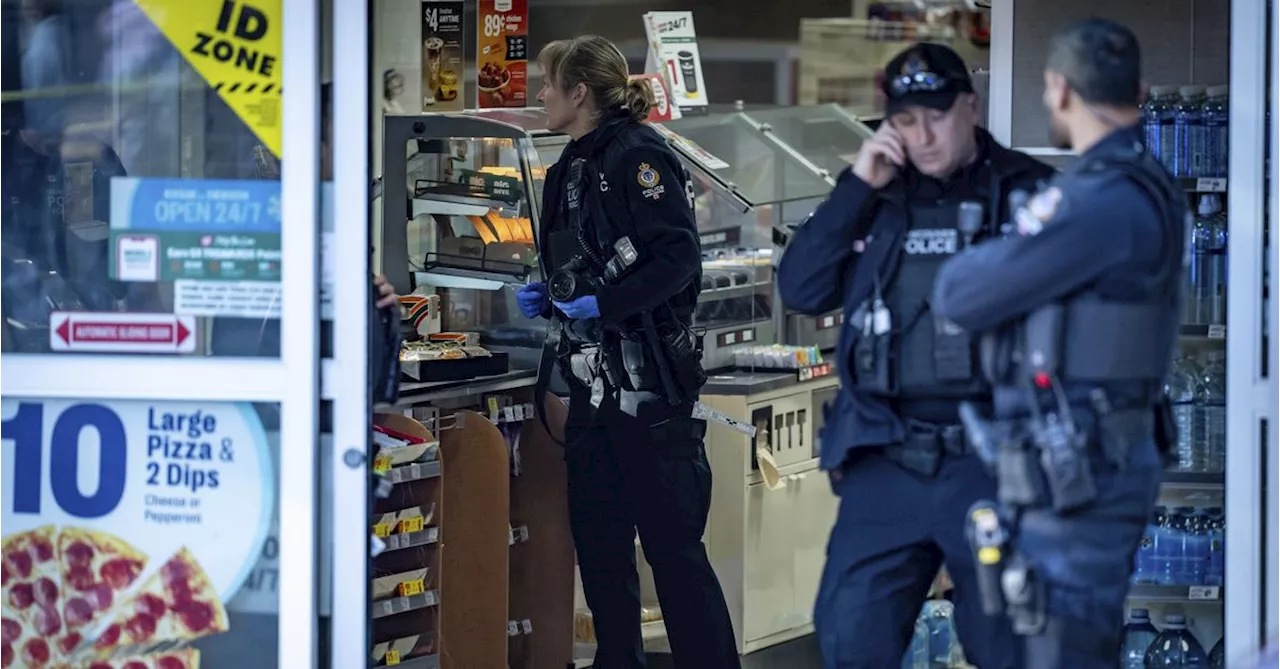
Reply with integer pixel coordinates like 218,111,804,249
1179,324,1226,340
1178,177,1228,193
1128,584,1223,603
1162,470,1226,489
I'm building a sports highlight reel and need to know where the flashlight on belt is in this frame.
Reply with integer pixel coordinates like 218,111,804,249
966,500,1008,616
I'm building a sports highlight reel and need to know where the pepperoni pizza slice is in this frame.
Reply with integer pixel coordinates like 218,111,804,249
92,548,227,657
2,527,67,667
83,647,201,669
57,528,147,654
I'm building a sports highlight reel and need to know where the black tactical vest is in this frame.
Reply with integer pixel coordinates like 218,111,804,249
887,201,987,399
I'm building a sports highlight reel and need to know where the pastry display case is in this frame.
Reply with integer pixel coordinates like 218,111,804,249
738,104,876,352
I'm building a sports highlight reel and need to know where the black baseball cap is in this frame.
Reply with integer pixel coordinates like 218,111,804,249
882,42,974,116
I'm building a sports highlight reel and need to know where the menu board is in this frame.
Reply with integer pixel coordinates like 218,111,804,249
421,0,465,111
476,0,528,109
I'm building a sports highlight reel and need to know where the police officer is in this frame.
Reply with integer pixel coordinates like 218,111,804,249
778,43,1054,668
932,19,1184,669
516,35,739,669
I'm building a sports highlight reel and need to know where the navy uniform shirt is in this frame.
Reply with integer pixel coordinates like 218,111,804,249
931,125,1178,415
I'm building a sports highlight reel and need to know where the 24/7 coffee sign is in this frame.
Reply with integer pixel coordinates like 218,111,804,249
136,0,283,157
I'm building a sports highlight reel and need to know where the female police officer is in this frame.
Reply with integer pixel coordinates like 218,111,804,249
515,35,739,668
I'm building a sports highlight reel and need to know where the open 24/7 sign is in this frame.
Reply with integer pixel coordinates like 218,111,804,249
136,0,283,157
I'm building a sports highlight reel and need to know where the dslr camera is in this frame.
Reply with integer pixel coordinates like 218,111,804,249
548,236,640,302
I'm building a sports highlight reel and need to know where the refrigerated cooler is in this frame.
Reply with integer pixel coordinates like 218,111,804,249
985,0,1278,663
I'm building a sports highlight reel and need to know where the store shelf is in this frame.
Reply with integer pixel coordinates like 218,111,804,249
1180,324,1227,341
1162,470,1225,489
372,589,440,619
1178,177,1228,193
386,460,443,485
384,526,440,552
373,653,439,669
395,369,537,406
1128,584,1223,603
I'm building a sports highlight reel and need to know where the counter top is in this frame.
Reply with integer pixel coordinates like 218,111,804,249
702,369,834,396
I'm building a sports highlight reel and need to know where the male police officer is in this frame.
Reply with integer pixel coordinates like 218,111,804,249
932,19,1184,669
778,43,1053,668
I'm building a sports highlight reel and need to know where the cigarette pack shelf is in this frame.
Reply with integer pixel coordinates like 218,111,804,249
374,113,577,667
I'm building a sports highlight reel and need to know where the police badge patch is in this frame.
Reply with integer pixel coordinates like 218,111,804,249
637,162,665,200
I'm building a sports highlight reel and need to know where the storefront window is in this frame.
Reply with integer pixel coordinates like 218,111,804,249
2,0,285,358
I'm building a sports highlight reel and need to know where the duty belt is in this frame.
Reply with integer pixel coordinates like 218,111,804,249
883,419,968,477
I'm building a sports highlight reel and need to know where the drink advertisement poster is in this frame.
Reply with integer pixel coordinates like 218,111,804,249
1,398,277,667
629,73,681,123
643,11,707,110
476,0,528,109
421,0,465,111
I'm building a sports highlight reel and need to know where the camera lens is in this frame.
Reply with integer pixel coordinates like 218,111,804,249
548,270,578,302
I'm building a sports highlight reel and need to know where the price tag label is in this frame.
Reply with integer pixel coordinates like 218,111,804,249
398,578,425,597
502,406,515,423
385,649,401,666
373,523,393,538
1194,177,1227,192
1188,585,1221,600
1207,324,1226,339
398,516,425,534
507,620,520,636
520,619,533,634
373,454,393,474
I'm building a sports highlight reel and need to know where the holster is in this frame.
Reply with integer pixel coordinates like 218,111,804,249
883,419,965,477
1033,416,1098,513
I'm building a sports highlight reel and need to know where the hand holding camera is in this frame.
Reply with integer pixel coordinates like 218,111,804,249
517,281,549,318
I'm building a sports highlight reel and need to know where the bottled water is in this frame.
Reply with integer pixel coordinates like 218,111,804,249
1152,506,1182,585
1165,358,1204,472
1200,353,1227,473
1208,637,1225,669
922,599,963,667
1188,196,1225,326
1120,608,1160,669
1180,509,1210,585
1145,614,1209,667
1202,86,1229,178
1205,507,1225,586
902,610,929,669
1133,512,1159,584
1144,86,1178,172
1174,85,1207,177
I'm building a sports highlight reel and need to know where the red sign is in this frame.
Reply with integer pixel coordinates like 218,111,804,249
476,0,528,109
630,73,679,122
49,312,196,353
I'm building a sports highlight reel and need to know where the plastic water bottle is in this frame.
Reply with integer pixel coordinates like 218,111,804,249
1174,85,1207,177
1133,513,1159,584
1202,86,1229,177
1121,608,1161,669
902,611,929,669
1188,196,1223,326
1165,359,1204,472
1200,353,1227,473
1144,86,1178,172
1205,507,1225,586
1145,614,1209,667
1152,506,1182,585
1208,637,1225,669
1205,194,1229,326
922,600,963,667
1181,509,1210,585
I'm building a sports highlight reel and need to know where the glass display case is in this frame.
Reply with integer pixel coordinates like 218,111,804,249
737,105,877,352
659,111,840,361
380,114,545,381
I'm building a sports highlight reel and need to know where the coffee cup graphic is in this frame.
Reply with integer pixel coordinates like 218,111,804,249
677,50,698,96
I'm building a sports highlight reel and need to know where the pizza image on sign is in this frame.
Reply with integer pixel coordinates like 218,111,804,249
2,527,225,668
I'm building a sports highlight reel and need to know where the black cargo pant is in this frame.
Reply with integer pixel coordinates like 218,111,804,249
565,385,739,669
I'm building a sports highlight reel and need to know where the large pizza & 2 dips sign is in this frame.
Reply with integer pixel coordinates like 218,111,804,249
1,399,274,668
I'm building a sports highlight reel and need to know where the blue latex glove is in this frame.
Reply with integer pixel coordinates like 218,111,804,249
554,295,600,320
516,282,549,319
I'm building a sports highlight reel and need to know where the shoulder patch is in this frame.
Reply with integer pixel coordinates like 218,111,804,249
636,161,666,201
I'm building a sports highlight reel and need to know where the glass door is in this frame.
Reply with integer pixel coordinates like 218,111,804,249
0,0,322,666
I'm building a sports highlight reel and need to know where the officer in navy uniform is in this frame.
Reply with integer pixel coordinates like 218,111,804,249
778,43,1053,668
516,36,739,669
932,19,1185,669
